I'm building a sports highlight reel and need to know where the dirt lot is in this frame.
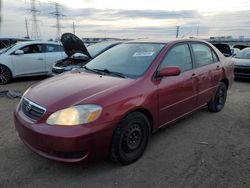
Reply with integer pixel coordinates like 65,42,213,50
0,77,249,188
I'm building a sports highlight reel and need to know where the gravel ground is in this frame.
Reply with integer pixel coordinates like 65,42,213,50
0,77,249,188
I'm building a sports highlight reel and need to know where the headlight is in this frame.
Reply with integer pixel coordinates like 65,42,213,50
46,105,102,126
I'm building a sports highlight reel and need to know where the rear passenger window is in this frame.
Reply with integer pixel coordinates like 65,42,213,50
46,44,63,53
192,44,214,67
160,44,193,72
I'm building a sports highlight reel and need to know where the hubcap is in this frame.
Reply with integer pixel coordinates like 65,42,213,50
0,66,11,84
217,87,225,106
122,123,143,152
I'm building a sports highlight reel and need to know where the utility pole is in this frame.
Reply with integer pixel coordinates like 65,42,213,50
73,22,76,35
176,26,180,38
25,17,30,39
196,24,199,38
0,0,2,29
50,2,64,41
28,0,41,40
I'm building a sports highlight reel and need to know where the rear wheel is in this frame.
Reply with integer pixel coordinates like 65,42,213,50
0,65,12,85
110,112,151,165
208,82,227,112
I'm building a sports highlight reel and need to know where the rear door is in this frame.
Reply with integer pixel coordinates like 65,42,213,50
43,44,66,74
157,43,197,127
11,43,46,76
190,43,223,107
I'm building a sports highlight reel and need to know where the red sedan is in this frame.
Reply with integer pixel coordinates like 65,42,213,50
14,39,234,165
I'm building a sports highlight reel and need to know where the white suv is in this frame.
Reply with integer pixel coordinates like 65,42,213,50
0,41,67,84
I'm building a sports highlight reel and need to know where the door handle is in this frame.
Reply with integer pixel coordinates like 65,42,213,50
37,58,44,60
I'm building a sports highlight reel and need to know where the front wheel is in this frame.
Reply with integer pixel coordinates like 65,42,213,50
110,112,151,165
208,82,227,112
0,65,12,85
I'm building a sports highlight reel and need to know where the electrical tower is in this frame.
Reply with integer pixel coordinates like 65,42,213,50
50,2,64,41
28,0,41,40
25,17,30,39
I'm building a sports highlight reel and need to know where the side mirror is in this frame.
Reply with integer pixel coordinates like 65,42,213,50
71,53,90,61
158,66,181,77
14,50,24,55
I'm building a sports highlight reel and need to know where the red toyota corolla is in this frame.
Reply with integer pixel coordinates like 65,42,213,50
14,39,234,165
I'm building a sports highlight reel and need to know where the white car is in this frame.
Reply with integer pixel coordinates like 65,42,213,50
0,41,67,84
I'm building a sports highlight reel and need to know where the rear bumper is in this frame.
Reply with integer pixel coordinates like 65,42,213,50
14,105,117,163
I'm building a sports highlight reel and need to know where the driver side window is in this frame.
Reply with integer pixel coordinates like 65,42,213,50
20,44,43,54
160,44,193,72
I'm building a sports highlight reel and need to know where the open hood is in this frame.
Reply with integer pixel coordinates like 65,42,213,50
61,33,91,58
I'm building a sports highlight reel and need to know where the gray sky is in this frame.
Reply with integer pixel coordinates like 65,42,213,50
0,0,250,40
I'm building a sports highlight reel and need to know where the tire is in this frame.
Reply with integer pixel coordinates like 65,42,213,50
0,65,12,85
110,112,151,165
208,82,227,112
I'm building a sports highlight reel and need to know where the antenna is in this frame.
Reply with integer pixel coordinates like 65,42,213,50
28,0,41,40
50,2,64,41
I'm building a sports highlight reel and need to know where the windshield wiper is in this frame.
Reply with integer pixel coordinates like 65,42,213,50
93,68,126,78
83,66,102,75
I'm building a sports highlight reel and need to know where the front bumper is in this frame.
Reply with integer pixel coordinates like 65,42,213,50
14,104,117,163
234,65,250,78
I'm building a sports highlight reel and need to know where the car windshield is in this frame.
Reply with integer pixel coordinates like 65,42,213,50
87,41,120,58
235,48,250,59
86,43,164,78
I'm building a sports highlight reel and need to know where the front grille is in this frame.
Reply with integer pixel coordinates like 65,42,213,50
234,66,250,74
21,98,46,121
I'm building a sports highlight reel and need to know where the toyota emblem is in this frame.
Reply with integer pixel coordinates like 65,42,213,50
25,103,32,112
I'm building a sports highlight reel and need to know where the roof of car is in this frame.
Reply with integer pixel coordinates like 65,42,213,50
126,38,209,44
16,41,62,45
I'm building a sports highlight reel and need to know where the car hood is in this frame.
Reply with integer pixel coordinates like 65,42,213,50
25,72,133,112
61,33,91,58
232,58,250,66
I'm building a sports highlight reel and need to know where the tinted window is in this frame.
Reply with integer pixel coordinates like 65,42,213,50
87,43,164,78
160,44,192,72
45,44,63,53
20,44,43,54
192,44,214,67
0,40,9,49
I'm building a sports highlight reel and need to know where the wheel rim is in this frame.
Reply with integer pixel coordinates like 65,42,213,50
122,123,143,152
0,66,11,84
216,87,226,108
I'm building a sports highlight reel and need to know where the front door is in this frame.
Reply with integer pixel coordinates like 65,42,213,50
156,43,197,127
11,44,46,76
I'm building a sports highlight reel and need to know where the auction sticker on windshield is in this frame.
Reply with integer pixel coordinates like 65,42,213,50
133,52,155,57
